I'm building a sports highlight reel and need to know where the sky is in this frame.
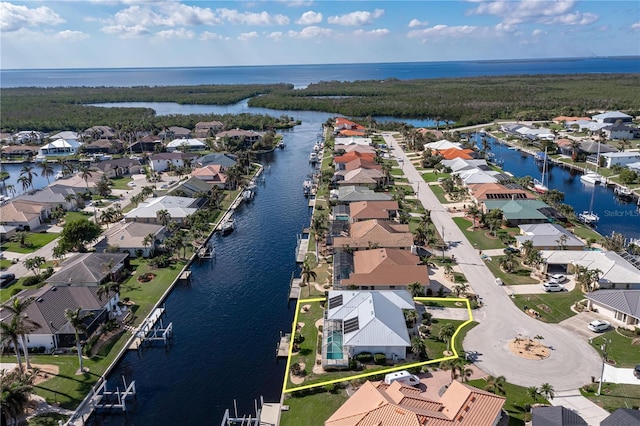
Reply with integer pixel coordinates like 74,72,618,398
1,0,639,69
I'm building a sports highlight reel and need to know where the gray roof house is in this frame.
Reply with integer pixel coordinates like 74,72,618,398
94,222,166,258
586,290,640,329
94,158,142,177
124,195,201,224
169,176,212,197
47,253,129,287
333,186,393,203
591,111,633,124
515,223,585,250
196,153,237,169
532,406,587,426
600,408,640,426
322,290,415,368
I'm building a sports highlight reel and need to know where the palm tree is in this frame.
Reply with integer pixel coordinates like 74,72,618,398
300,260,317,297
6,184,16,197
4,297,40,370
97,281,120,302
0,318,25,373
467,204,480,229
381,162,392,186
64,308,94,373
404,309,418,327
521,240,534,258
156,209,171,226
78,166,94,191
19,165,37,190
38,160,55,184
526,386,540,405
142,233,154,257
499,253,516,272
484,375,507,395
413,225,428,246
441,358,473,383
410,336,426,359
443,264,454,278
100,209,114,228
1,368,36,425
438,323,456,352
452,282,469,297
407,281,424,297
17,176,31,193
539,383,555,400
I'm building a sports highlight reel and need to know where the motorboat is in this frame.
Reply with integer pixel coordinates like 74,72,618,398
221,218,234,235
614,185,634,200
277,141,285,149
303,179,314,197
242,189,254,201
309,152,318,163
580,172,602,185
578,211,599,226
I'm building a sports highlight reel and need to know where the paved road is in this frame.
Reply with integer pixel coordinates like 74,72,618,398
383,132,602,391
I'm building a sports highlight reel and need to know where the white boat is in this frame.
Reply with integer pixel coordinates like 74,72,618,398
242,189,254,201
277,141,285,149
303,179,314,197
614,185,634,199
198,245,215,259
580,172,602,185
533,147,549,194
221,218,234,235
309,152,318,163
578,211,599,226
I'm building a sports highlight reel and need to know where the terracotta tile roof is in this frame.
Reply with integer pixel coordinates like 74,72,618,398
335,117,366,131
191,165,228,184
326,380,505,426
344,158,381,172
0,202,42,223
553,116,591,122
333,219,412,249
349,201,399,221
339,129,366,137
335,151,377,163
334,144,377,155
341,248,428,287
467,182,535,201
438,148,475,160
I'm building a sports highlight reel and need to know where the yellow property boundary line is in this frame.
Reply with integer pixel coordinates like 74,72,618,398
282,296,474,394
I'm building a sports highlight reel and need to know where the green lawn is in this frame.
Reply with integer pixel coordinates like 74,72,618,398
0,276,38,303
1,232,59,254
452,217,506,250
423,319,467,359
0,259,12,270
582,382,640,412
512,286,585,323
280,389,349,426
429,185,454,204
468,378,550,426
571,224,603,243
589,329,640,368
63,211,93,223
485,257,538,285
109,176,134,190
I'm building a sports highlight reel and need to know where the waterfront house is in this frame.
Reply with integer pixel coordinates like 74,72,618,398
441,158,489,174
591,111,633,124
418,128,445,140
83,126,116,140
130,135,162,153
532,406,587,426
424,140,463,151
215,129,264,148
326,380,505,426
331,219,413,252
540,250,640,289
94,222,166,258
51,170,105,194
1,145,40,159
0,284,118,352
467,183,535,204
602,123,635,141
348,200,399,222
194,121,224,138
336,168,384,189
159,126,191,140
195,152,238,169
455,168,500,186
49,131,80,142
191,165,228,188
343,158,381,172
166,138,206,152
585,290,640,329
15,187,76,211
8,130,45,144
599,152,640,169
334,136,372,146
335,248,429,290
482,199,563,226
149,152,184,172
94,158,142,177
334,118,366,134
334,186,393,203
124,195,201,225
83,138,124,155
579,140,618,155
0,200,50,230
322,290,414,367
47,253,129,287
38,139,81,157
627,161,640,173
438,147,476,160
334,151,377,171
0,225,17,242
515,223,585,251
169,176,213,197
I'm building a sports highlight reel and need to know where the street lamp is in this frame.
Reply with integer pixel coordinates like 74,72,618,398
590,336,610,396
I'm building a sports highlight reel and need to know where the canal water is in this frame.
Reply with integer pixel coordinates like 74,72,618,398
473,134,640,241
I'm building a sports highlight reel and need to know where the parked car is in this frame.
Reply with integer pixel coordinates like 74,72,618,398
495,278,504,286
542,282,564,292
0,273,15,288
634,365,640,379
588,319,611,333
549,274,567,284
503,247,520,255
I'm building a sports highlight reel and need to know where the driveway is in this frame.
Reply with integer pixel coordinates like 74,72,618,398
559,311,605,340
603,364,640,385
384,133,602,391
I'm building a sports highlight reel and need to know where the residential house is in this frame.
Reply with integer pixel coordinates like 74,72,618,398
334,136,372,146
331,219,413,252
158,126,191,139
600,408,640,426
483,199,564,226
94,222,166,258
15,187,76,211
0,200,49,230
531,406,587,426
83,126,116,140
441,158,490,174
82,139,124,155
337,168,384,189
591,111,633,124
467,183,535,204
8,130,45,144
599,152,640,169
556,138,577,156
47,253,128,287
417,128,445,140
334,118,366,135
627,161,640,173
602,123,635,141
195,152,237,169
424,140,463,151
215,129,264,147
130,135,162,153
149,152,184,172
552,116,591,124
191,165,228,188
0,225,17,242
335,248,429,290
334,151,377,171
580,140,618,155
0,284,119,351
166,138,206,152
50,170,105,194
333,144,377,155
326,380,506,426
566,121,609,133
540,250,640,289
348,200,399,222
38,139,81,157
124,195,201,224
455,168,501,186
343,158,381,172
1,145,40,159
322,290,415,367
515,223,584,250
169,176,213,197
438,147,476,160
94,158,142,177
585,290,640,329
194,121,224,138
49,131,80,141
333,186,393,203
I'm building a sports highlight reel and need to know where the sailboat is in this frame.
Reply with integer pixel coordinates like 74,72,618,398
579,180,599,226
580,142,603,185
533,147,549,194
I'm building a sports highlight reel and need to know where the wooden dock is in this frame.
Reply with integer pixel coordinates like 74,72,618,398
276,333,291,358
295,234,309,263
289,278,301,300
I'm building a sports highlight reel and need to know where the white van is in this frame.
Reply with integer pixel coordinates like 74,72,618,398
384,370,420,387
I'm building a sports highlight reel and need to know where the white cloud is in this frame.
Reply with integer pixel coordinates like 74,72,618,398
328,9,384,26
287,26,332,38
407,24,477,40
632,22,640,31
102,3,221,33
217,8,289,26
238,31,259,41
408,19,428,28
353,28,390,37
102,24,150,38
200,31,227,41
276,0,313,6
0,2,65,32
494,22,516,33
468,0,597,26
55,30,89,40
267,31,284,41
156,28,195,39
532,29,546,36
296,11,322,25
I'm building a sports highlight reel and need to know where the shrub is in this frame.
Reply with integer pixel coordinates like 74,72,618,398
42,267,54,279
23,276,42,286
355,352,373,362
374,353,386,365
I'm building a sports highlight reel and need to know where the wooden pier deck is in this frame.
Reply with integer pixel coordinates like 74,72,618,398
276,333,291,358
295,237,309,263
289,278,301,300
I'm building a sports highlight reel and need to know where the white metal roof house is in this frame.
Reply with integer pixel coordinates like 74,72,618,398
586,290,640,329
124,195,200,224
591,111,633,124
38,139,81,157
166,138,206,152
322,290,415,368
599,152,640,169
515,223,585,250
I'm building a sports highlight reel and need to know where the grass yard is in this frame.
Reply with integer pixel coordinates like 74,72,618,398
452,217,506,250
512,286,584,323
468,378,550,426
582,382,640,412
589,329,640,368
428,185,454,204
109,176,134,190
485,257,538,285
280,388,349,426
63,211,93,223
0,259,12,270
423,319,467,359
571,224,603,243
1,232,59,254
0,276,35,303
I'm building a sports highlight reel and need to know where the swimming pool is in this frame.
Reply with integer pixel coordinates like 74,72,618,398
326,331,344,360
